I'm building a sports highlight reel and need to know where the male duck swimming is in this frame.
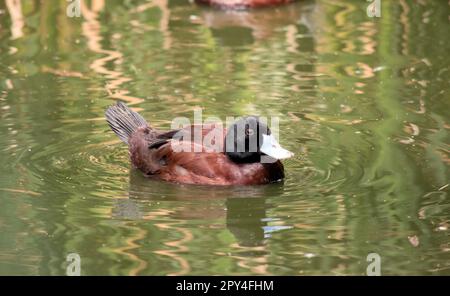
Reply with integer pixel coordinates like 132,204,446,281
106,102,293,185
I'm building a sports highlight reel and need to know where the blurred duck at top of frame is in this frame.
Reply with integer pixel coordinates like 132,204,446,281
192,1,314,41
195,0,295,10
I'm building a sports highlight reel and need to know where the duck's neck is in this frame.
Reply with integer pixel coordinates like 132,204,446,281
226,152,262,164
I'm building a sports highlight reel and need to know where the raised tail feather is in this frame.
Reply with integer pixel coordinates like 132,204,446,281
105,102,148,145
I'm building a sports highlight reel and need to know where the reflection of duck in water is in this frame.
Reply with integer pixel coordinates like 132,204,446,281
111,172,289,247
106,102,292,185
196,0,294,9
225,197,267,247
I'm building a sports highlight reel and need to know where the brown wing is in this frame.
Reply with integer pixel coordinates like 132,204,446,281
129,124,225,174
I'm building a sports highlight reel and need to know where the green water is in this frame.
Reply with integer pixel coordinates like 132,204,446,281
0,0,449,275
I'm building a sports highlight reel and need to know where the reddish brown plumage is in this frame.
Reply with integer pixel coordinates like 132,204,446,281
128,125,284,185
105,102,286,186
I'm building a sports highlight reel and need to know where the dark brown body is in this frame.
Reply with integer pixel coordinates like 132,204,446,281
128,125,284,185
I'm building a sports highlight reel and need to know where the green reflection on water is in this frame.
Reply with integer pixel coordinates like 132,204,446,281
0,0,448,275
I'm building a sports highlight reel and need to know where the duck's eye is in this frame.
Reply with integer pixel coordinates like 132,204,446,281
246,129,255,136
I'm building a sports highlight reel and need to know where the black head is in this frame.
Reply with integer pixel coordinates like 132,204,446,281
224,116,293,163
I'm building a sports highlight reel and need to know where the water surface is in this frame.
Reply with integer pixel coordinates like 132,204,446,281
0,0,449,275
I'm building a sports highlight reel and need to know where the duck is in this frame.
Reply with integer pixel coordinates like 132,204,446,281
195,0,294,9
105,102,293,185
